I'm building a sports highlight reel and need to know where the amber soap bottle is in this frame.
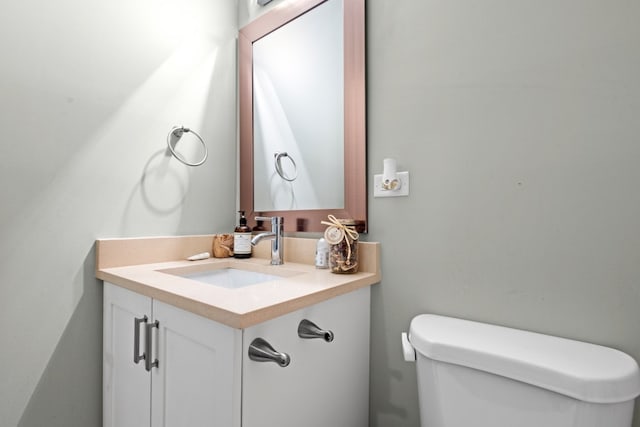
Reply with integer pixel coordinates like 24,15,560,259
233,211,252,258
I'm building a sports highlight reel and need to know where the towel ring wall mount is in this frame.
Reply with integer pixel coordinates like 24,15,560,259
166,126,208,167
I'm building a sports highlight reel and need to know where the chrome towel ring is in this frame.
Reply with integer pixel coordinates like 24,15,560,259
166,126,208,167
274,152,298,182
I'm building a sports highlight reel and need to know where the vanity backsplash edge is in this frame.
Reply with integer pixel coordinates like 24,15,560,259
96,236,380,275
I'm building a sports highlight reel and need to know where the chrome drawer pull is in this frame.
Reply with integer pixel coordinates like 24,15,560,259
133,316,148,364
298,319,334,342
248,338,291,367
145,320,159,371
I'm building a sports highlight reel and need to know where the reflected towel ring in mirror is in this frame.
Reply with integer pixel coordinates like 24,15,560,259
166,126,208,167
274,152,298,182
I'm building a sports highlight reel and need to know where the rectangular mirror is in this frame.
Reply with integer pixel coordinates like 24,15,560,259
239,0,366,233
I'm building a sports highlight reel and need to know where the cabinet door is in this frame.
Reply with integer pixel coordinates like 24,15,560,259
103,283,152,427
242,287,370,427
151,300,242,427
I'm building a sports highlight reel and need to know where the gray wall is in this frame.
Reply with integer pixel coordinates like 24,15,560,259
3,0,640,426
366,1,640,426
244,1,640,426
0,0,237,426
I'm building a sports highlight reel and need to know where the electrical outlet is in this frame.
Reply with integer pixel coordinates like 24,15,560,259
373,171,410,197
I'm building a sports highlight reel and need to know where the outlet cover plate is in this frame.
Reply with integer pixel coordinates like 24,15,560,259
373,171,409,197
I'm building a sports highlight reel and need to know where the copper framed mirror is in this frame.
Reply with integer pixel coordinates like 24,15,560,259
239,0,365,232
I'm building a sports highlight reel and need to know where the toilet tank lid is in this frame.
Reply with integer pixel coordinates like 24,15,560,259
409,314,640,403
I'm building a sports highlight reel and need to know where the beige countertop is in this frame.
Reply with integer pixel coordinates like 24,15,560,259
96,236,381,328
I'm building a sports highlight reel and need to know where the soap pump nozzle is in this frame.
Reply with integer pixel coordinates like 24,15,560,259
238,210,247,226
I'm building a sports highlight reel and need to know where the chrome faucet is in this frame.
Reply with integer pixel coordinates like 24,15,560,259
251,216,284,265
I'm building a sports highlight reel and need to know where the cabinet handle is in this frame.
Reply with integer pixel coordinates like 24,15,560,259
145,320,159,372
133,315,148,364
248,338,291,367
298,319,334,342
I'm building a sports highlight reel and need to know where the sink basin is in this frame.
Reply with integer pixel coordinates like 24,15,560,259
158,262,303,289
177,268,283,288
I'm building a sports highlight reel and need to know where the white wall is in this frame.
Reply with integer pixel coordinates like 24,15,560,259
0,0,237,425
367,1,640,426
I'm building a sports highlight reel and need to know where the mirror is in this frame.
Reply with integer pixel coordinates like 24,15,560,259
252,0,344,212
239,0,365,233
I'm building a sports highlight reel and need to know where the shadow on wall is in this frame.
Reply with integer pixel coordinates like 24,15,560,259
119,148,189,236
17,247,103,427
369,284,411,426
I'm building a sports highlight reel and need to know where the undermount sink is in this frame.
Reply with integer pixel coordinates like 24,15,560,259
177,268,283,288
157,262,304,289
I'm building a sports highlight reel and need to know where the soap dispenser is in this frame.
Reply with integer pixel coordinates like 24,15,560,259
234,211,252,258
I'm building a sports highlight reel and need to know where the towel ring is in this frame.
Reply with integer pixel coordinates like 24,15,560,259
274,152,298,182
167,126,208,167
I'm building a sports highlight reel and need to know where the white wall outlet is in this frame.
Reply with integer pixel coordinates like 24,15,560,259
373,171,410,197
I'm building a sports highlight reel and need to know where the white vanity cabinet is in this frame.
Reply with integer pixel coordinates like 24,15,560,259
103,282,370,427
242,286,370,427
103,283,241,427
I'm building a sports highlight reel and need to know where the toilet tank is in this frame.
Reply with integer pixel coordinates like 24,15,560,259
403,315,640,427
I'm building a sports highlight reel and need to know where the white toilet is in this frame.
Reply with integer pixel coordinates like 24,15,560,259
402,314,640,427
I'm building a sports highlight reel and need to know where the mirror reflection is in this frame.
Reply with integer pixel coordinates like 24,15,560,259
253,0,344,211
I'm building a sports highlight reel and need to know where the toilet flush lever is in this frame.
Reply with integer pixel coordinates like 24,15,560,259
402,332,416,362
298,319,334,342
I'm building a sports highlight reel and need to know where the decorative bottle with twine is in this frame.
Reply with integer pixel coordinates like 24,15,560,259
321,215,360,274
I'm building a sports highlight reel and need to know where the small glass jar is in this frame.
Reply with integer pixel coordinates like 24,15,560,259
326,219,360,274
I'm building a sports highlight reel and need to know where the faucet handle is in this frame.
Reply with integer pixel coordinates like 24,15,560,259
255,216,273,222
